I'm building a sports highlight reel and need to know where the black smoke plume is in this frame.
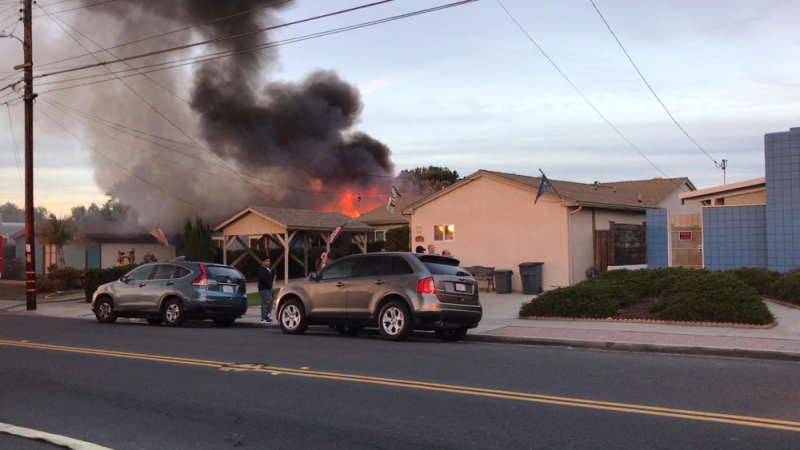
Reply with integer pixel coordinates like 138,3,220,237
72,0,394,230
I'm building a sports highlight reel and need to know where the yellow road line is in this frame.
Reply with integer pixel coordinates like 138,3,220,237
2,339,799,433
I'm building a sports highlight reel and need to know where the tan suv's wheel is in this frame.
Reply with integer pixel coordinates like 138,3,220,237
279,299,308,334
378,300,413,341
94,297,117,324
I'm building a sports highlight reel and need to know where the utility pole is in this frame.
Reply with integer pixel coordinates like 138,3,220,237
721,159,728,185
358,193,362,217
22,0,37,310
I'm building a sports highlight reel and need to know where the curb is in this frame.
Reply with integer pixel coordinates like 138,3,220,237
518,316,777,329
465,334,800,362
763,298,800,311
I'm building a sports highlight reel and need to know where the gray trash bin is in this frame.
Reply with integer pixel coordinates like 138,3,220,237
519,262,544,295
494,269,513,294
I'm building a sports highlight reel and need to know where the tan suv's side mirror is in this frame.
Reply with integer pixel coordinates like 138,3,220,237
309,271,318,281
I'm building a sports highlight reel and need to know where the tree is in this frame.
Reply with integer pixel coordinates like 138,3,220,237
386,225,410,252
396,166,460,195
184,217,216,263
71,197,138,222
35,214,77,270
0,202,48,222
0,202,23,222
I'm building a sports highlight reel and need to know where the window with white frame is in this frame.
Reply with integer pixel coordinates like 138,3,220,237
375,230,386,242
433,224,454,241
249,236,266,250
212,237,225,249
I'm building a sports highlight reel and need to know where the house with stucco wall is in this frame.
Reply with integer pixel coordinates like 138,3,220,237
402,170,697,291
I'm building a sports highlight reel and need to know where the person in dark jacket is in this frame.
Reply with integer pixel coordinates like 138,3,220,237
257,257,274,324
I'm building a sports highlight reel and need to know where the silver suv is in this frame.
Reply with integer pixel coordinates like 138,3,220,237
91,262,247,328
275,252,482,342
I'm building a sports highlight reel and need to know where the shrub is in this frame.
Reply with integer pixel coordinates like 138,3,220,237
84,264,137,302
519,283,637,319
36,278,65,294
519,268,775,325
653,272,773,325
46,267,83,290
386,226,410,252
726,268,782,295
771,271,800,306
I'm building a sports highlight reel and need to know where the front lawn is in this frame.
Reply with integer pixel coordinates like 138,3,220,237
247,288,281,307
520,268,775,325
0,282,26,301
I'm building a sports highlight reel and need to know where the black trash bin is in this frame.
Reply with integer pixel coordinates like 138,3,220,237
519,262,544,295
494,269,513,294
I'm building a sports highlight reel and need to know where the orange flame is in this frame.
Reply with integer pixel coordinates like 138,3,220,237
322,188,383,218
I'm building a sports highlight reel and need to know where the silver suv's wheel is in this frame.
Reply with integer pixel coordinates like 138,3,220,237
279,299,308,335
378,300,413,341
163,299,186,327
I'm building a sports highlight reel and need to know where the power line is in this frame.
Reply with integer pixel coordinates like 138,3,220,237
36,2,287,208
5,104,23,187
30,0,124,17
588,0,719,168
35,102,221,215
26,0,399,82
494,0,684,192
37,0,293,70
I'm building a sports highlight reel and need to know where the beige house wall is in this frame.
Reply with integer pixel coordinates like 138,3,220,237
725,191,766,205
658,181,703,214
407,176,570,291
569,208,594,285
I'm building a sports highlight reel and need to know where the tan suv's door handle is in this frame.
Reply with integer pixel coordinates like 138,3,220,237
374,280,386,285
335,282,345,288
138,283,146,288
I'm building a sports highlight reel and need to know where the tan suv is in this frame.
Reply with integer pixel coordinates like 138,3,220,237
274,252,482,342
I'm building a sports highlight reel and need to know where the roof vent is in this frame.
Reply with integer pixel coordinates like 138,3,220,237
638,193,642,203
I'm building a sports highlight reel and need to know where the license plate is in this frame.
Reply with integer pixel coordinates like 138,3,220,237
455,283,467,293
223,285,234,293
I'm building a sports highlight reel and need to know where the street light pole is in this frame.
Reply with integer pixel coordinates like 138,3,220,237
22,0,36,311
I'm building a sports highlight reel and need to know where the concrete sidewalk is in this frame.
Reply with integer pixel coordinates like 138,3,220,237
3,291,800,361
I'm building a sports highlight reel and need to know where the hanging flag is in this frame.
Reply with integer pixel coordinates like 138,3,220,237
387,185,401,214
535,172,554,204
151,224,169,247
330,225,344,245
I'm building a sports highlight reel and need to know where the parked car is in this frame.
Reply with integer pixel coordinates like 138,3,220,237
91,262,247,328
274,252,482,342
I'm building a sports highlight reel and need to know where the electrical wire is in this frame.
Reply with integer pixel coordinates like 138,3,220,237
36,2,287,208
5,103,23,187
588,0,719,168
37,0,293,70
30,0,123,18
494,0,684,192
35,103,221,215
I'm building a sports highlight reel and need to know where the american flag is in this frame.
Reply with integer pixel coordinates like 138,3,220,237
151,224,169,247
330,225,344,244
387,185,401,214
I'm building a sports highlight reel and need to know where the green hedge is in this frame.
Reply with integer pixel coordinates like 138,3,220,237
520,268,774,325
726,268,782,295
84,264,137,302
770,271,800,306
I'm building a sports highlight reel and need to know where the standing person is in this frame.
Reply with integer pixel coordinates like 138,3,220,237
427,244,437,255
442,249,452,257
415,245,425,254
258,257,274,324
315,252,328,272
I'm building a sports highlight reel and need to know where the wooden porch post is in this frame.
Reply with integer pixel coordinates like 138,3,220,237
275,231,297,285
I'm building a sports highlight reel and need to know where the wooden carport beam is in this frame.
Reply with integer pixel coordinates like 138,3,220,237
319,231,331,254
275,231,297,284
222,235,236,265
353,233,367,253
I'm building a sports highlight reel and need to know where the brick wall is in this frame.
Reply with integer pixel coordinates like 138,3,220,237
765,127,800,272
703,206,767,271
646,209,668,269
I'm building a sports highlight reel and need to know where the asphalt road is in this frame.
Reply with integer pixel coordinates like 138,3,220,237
1,315,800,450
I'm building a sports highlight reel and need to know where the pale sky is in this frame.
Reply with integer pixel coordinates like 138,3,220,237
1,0,798,215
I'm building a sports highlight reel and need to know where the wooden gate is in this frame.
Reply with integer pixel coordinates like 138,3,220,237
594,230,611,272
670,213,703,268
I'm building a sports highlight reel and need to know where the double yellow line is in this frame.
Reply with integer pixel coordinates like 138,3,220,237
2,339,799,433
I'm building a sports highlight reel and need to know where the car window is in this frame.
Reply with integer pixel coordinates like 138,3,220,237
206,266,243,282
173,266,191,279
151,264,176,280
126,265,155,282
320,258,359,280
354,256,391,278
424,263,471,276
391,257,414,275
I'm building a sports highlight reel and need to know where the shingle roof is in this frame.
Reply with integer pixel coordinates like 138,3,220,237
358,196,424,225
482,171,689,209
249,207,374,232
76,221,159,241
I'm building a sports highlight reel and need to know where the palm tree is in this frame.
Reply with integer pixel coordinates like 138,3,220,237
35,214,78,270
